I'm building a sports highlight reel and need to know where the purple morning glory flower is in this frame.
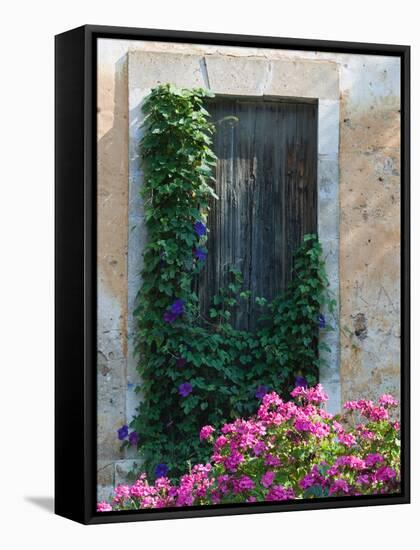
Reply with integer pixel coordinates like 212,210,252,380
194,247,207,262
155,463,169,478
171,299,185,316
176,357,187,367
255,385,269,399
194,221,206,237
117,425,129,440
295,376,308,388
163,300,185,323
178,382,193,397
128,431,139,446
163,310,177,323
318,314,326,329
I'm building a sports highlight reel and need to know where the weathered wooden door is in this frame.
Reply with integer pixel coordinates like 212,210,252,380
198,98,318,331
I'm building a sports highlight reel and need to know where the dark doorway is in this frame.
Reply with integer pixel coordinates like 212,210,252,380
198,97,318,331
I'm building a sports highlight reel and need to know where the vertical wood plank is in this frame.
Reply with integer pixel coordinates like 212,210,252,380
198,98,317,331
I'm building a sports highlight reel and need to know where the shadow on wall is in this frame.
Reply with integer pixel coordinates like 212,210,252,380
97,52,130,307
96,52,131,488
96,52,150,498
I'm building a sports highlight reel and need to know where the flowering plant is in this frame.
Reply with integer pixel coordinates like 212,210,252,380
131,84,337,478
98,386,400,511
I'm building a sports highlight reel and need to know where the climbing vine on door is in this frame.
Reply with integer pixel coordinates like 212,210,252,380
129,84,335,478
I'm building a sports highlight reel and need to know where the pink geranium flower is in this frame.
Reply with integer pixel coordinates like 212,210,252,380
200,425,215,441
379,394,398,407
261,471,276,488
97,501,112,512
97,386,400,512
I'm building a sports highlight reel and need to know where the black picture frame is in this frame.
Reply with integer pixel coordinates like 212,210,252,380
55,24,410,525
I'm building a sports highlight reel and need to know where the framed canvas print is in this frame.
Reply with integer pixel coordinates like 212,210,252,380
55,25,410,524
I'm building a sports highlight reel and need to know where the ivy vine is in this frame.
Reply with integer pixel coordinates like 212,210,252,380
131,84,336,479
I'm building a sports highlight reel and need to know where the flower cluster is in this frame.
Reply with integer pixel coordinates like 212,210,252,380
178,382,193,397
117,425,139,446
255,385,269,399
155,463,169,478
163,299,185,323
318,314,326,329
99,386,400,512
194,247,207,262
98,464,214,511
194,221,207,237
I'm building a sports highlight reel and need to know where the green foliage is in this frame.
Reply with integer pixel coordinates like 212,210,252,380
131,84,335,479
257,234,337,389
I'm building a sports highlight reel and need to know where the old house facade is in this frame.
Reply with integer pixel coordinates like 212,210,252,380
96,39,400,498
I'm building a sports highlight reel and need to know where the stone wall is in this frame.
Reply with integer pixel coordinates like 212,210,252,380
337,56,401,404
96,39,400,499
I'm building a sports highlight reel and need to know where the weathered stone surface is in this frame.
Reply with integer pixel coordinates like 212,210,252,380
205,55,268,96
97,461,115,502
318,100,340,156
340,144,400,404
339,53,400,112
129,51,205,90
97,461,114,487
97,485,115,503
266,59,339,100
96,333,126,461
97,54,129,311
341,105,400,152
127,132,145,424
318,159,339,247
321,381,341,415
316,151,340,413
114,459,143,486
97,49,129,468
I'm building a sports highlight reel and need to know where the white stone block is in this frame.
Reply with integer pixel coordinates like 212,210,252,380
266,59,339,100
318,100,340,156
205,55,269,96
128,51,205,90
322,381,342,416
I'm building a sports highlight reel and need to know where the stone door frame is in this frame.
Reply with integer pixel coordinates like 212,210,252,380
127,50,341,413
126,50,341,417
